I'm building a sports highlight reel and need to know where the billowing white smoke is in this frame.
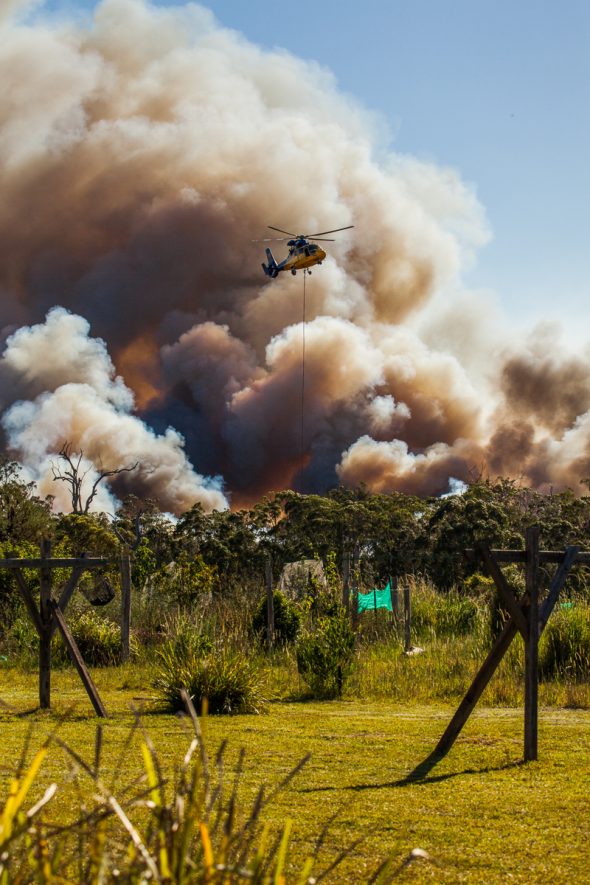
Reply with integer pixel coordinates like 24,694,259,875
1,309,227,513
1,0,589,511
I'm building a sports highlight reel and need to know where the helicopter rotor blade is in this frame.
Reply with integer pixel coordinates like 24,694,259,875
308,237,335,242
304,225,354,237
268,225,297,236
252,237,289,242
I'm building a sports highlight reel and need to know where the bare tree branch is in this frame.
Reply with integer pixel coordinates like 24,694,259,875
83,462,140,515
51,442,139,515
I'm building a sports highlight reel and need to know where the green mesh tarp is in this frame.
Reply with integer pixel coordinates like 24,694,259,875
358,582,393,613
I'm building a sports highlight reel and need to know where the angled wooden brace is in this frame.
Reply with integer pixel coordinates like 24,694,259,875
434,540,579,761
50,601,107,718
476,540,529,639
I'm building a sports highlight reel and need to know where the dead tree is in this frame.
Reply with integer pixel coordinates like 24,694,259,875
51,442,139,514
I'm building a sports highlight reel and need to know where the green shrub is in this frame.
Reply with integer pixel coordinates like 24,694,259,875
0,572,23,635
6,609,123,668
301,577,340,621
324,550,342,595
4,615,38,665
252,590,301,645
296,611,355,699
435,593,480,637
540,605,590,681
154,641,267,714
463,572,495,598
66,611,122,666
5,609,123,667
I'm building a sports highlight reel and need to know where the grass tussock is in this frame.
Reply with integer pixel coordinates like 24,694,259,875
153,616,268,715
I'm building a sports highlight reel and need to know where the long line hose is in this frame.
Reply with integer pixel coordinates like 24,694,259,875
300,269,307,467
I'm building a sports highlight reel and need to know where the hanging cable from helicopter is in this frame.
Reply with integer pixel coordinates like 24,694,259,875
300,267,307,469
252,223,354,481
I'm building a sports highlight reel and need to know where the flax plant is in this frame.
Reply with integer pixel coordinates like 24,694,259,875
0,728,57,884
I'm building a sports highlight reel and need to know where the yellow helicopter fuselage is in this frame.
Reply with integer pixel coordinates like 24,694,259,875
283,244,327,272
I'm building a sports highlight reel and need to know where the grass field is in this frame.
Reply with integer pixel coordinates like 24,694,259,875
1,664,589,883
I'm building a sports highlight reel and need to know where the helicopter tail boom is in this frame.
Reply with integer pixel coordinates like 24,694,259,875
262,247,280,278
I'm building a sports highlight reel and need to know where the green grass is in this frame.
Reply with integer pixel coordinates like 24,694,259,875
1,664,589,882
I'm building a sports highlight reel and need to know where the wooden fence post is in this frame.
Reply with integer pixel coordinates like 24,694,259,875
391,576,399,617
404,582,411,652
120,552,132,663
351,545,360,629
265,556,274,651
342,550,351,614
350,541,360,631
39,539,52,709
524,525,540,761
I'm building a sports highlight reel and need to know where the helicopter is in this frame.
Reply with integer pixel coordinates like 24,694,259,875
255,225,354,278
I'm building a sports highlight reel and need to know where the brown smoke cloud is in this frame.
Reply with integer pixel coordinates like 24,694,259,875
1,0,590,512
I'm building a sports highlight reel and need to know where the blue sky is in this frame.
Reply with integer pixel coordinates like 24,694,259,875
38,0,590,337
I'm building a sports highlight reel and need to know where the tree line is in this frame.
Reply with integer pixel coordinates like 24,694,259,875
2,453,590,618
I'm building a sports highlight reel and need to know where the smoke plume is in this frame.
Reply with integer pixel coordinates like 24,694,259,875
1,0,589,513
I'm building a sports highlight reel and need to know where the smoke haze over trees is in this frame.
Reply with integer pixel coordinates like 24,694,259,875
2,0,590,513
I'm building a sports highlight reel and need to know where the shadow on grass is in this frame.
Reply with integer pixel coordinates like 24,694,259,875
14,706,41,717
384,754,524,788
0,696,39,718
299,752,525,794
0,696,112,722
